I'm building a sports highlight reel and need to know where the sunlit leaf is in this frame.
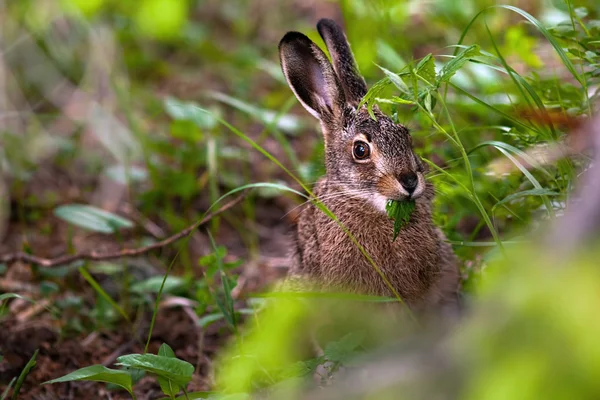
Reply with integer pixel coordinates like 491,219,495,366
438,45,481,83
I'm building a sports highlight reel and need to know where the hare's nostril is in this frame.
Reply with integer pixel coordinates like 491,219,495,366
399,172,418,193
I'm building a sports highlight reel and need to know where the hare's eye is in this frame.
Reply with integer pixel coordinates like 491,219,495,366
353,141,370,160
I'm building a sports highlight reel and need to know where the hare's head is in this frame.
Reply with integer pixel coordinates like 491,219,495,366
279,19,427,213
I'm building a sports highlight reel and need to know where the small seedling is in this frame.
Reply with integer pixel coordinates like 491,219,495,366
385,200,416,240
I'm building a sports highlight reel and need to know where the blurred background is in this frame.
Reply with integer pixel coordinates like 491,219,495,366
0,0,599,398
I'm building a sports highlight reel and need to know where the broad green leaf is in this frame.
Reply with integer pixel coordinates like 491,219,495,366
44,365,133,395
54,204,133,234
130,276,186,294
158,343,176,358
385,200,416,240
116,354,194,386
12,350,38,400
158,376,179,398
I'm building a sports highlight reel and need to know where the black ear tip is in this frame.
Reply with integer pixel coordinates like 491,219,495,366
317,18,341,33
279,31,312,50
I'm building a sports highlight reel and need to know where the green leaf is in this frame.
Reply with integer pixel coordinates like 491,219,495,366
12,350,38,400
158,376,179,398
116,354,194,387
158,343,176,358
44,365,133,395
323,331,365,363
197,312,224,328
385,200,416,240
130,276,186,294
415,53,436,84
54,204,133,234
155,347,185,396
378,65,410,96
438,44,481,83
0,293,27,303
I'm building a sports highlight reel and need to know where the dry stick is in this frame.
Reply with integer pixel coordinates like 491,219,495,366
0,193,247,268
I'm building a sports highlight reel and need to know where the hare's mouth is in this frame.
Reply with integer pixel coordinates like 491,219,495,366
373,172,425,211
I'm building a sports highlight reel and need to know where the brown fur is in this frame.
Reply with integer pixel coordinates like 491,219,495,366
279,19,459,311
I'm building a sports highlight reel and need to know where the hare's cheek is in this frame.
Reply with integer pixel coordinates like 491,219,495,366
375,175,402,199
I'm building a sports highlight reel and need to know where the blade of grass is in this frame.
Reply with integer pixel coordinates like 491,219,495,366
456,5,585,87
79,266,130,323
419,91,505,253
449,83,539,133
144,250,182,354
12,349,38,400
470,141,555,218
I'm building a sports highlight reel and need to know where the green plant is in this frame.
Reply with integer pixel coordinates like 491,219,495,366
45,343,193,399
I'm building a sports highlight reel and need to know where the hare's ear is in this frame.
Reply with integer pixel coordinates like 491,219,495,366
279,31,345,122
317,19,367,107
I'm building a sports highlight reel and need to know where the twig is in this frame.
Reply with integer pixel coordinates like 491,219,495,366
0,193,247,268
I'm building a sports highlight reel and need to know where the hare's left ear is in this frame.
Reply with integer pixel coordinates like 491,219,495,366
317,18,367,107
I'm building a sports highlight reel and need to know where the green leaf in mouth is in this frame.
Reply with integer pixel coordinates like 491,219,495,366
385,199,416,241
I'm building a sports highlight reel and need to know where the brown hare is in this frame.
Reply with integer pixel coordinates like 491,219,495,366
279,19,459,312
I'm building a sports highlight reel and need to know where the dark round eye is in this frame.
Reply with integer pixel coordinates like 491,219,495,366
353,141,370,160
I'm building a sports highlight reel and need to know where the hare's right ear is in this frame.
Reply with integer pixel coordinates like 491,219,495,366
279,32,345,122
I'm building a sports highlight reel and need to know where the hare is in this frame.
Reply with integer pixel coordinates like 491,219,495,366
278,19,459,312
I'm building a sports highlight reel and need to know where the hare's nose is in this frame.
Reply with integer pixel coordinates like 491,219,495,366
399,172,418,193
